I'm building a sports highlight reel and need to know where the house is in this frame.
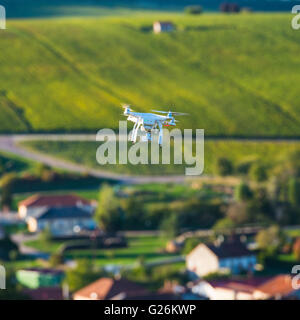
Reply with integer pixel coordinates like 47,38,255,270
27,206,97,237
153,21,174,34
73,277,149,300
191,277,269,300
253,275,300,300
16,268,65,289
18,194,94,220
186,240,256,277
191,274,300,300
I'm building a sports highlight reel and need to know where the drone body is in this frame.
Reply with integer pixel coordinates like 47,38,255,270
122,105,187,145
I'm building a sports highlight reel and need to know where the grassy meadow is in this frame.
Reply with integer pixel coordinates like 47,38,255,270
21,139,300,175
25,234,176,266
1,13,300,136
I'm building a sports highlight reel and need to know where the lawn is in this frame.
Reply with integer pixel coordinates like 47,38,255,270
1,13,300,136
21,139,300,175
25,235,179,267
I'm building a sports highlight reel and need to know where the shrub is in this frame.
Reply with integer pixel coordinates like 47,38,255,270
215,157,233,176
234,182,253,202
250,163,268,182
185,5,203,15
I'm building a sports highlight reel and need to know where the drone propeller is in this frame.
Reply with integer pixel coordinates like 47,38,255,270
151,110,188,116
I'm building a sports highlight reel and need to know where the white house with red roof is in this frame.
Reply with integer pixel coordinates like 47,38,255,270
27,206,97,236
18,194,94,220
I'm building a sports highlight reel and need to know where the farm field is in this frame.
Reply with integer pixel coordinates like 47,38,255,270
21,139,300,175
1,13,300,136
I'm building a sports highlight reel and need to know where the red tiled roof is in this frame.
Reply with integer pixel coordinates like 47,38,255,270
208,277,271,294
73,278,148,300
19,194,91,208
256,275,295,297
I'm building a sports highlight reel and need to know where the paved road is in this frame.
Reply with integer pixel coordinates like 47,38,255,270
1,134,299,185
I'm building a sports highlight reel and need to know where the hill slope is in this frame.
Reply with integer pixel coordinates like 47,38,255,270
1,13,300,136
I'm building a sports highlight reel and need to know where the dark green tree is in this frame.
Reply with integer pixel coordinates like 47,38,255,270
160,212,180,238
288,178,300,207
234,182,253,202
215,157,233,176
0,173,16,210
66,259,104,292
250,163,268,182
94,184,123,233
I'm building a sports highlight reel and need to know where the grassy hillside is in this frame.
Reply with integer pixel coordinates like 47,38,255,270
21,140,300,175
1,13,300,136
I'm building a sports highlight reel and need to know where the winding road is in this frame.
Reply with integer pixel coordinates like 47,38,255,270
0,134,299,184
0,134,194,184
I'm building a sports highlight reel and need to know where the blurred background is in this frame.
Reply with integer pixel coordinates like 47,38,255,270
1,0,300,300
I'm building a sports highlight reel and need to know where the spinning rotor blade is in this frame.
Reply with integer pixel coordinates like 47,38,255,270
151,110,169,114
171,112,189,116
151,110,188,116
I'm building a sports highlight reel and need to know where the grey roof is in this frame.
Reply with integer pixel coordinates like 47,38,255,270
35,206,93,220
206,241,253,259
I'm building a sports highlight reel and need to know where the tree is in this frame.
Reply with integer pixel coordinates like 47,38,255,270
36,163,55,182
284,150,300,177
230,3,240,13
255,225,282,255
0,173,16,210
288,178,300,207
213,217,236,232
121,196,144,230
215,157,233,176
94,184,123,233
250,163,268,182
226,202,250,225
234,182,253,202
66,259,104,292
293,238,300,261
183,237,200,254
185,5,203,15
220,2,230,12
0,235,19,261
160,212,180,238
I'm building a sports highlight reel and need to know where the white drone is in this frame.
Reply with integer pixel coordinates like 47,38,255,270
122,104,188,146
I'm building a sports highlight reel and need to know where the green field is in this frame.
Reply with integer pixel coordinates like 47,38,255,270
25,235,177,266
1,13,300,136
21,139,300,175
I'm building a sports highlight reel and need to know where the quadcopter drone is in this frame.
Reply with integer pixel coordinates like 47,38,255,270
122,104,188,146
